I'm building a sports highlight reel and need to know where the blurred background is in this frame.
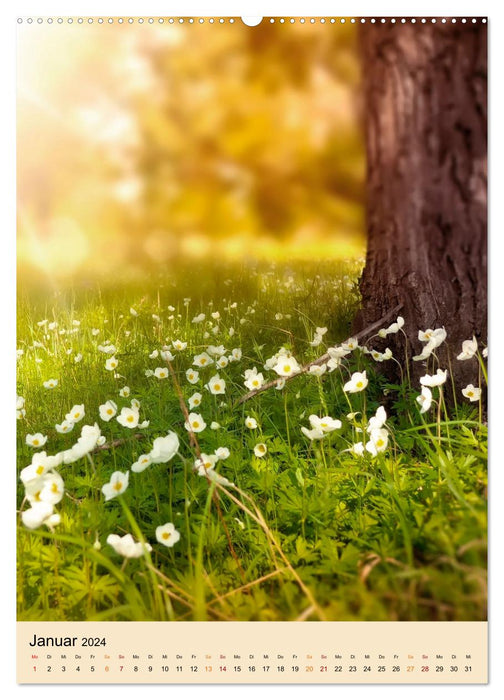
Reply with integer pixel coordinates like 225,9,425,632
17,19,365,282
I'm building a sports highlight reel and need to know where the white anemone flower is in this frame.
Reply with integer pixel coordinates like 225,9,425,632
308,364,327,377
206,374,226,395
365,428,389,456
273,355,300,377
349,442,365,457
131,454,152,473
102,470,129,501
215,447,230,460
97,343,117,354
342,337,359,351
38,472,65,505
65,404,85,423
186,369,200,385
420,369,448,387
119,386,130,398
56,419,75,434
149,432,180,463
462,384,482,402
327,357,341,372
416,386,433,413
378,316,405,338
245,416,258,429
230,348,242,362
149,350,159,359
367,406,387,432
188,392,202,409
172,339,187,351
301,426,325,440
154,367,169,379
26,433,48,448
117,407,139,429
216,355,229,369
457,336,478,361
327,346,350,360
192,313,206,324
156,523,181,548
21,501,55,530
195,453,218,475
343,371,368,393
254,443,268,457
160,348,175,362
308,415,342,433
106,533,152,558
43,379,58,389
184,412,207,433
105,356,119,371
193,352,213,368
99,400,118,422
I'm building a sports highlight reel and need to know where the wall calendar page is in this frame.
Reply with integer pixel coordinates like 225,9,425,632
15,9,489,689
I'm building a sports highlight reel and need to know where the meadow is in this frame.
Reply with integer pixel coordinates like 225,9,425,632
16,258,487,622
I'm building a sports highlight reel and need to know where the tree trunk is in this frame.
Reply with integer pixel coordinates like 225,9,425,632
354,22,487,390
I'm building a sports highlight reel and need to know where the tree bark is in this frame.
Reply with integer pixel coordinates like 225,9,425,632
354,22,487,389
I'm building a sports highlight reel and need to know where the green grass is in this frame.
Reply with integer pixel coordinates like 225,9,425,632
16,258,487,622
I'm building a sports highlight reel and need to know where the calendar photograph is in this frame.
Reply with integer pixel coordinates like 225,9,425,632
16,15,487,684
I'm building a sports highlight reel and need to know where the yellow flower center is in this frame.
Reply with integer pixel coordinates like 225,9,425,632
356,381,363,388
201,358,206,365
192,421,199,428
283,365,291,373
74,413,80,419
253,380,259,387
468,391,474,397
51,483,59,494
127,415,134,423
321,423,327,428
36,466,44,475
107,409,113,415
113,482,123,491
214,384,221,391
162,532,171,540
376,439,384,448
33,439,39,446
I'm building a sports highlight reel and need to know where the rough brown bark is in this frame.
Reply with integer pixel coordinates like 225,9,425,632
354,22,487,388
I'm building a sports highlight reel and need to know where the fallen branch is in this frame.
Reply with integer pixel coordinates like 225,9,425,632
236,303,403,405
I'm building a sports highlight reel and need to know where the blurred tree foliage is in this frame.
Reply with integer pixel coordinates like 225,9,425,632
17,21,365,277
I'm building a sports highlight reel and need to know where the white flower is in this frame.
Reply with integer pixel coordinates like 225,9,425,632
343,371,368,393
418,328,446,345
92,328,100,336
105,356,119,371
117,407,139,429
378,316,404,338
245,416,258,429
149,432,180,463
99,400,118,422
59,423,102,464
193,352,213,368
21,501,55,530
349,442,365,457
230,348,242,362
273,355,300,377
186,369,200,385
413,340,437,361
145,369,154,377
416,387,433,413
131,454,152,473
482,347,488,358
462,384,481,402
301,426,325,440
156,523,180,548
119,386,130,398
326,357,341,372
204,469,234,486
253,443,268,457
420,369,448,387
309,334,323,347
154,367,169,380
97,436,106,446
37,472,65,505
365,428,389,456
43,379,58,389
308,415,342,433
216,355,229,369
370,348,393,362
192,313,206,324
308,363,327,377
210,421,221,430
55,419,75,434
149,350,159,359
65,404,85,423
160,348,175,362
206,374,226,395
138,420,150,429
367,406,387,432
20,452,62,485
457,336,478,361
74,353,83,363
102,470,129,501
195,453,218,475
207,344,226,357
130,307,138,317
342,337,359,351
172,339,187,351
327,346,350,360
97,343,117,354
188,392,202,409
214,447,230,460
107,533,152,558
26,433,48,448
275,378,286,390
184,412,207,433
